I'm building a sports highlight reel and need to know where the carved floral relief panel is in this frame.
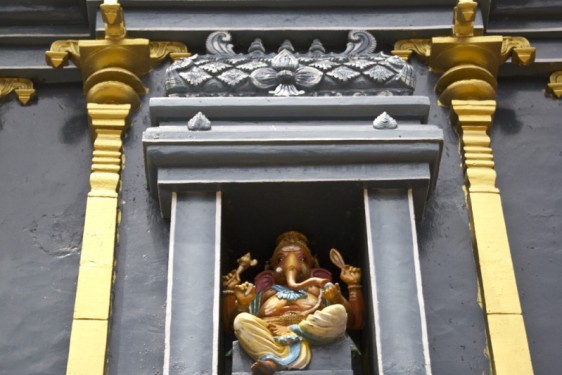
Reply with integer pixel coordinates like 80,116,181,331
166,31,416,97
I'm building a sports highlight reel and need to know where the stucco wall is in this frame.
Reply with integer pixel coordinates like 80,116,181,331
0,83,89,374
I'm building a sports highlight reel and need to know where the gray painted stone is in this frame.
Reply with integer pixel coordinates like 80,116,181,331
143,113,443,219
0,47,83,83
149,96,432,126
168,192,220,375
0,83,89,375
96,8,484,49
365,189,429,375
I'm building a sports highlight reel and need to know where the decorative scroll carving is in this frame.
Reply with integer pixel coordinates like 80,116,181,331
187,112,211,131
206,31,236,55
500,37,536,66
45,40,80,68
343,30,377,55
392,39,432,62
149,41,191,67
0,78,36,105
547,71,562,98
373,112,398,130
166,30,416,97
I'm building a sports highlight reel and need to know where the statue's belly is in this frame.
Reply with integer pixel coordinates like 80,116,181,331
260,294,318,318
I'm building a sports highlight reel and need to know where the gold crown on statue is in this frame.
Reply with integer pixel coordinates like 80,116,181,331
274,231,311,255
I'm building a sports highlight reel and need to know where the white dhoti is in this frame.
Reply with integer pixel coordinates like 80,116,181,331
233,304,347,370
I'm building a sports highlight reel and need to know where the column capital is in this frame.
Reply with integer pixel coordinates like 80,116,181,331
392,0,535,107
450,100,496,128
45,2,189,111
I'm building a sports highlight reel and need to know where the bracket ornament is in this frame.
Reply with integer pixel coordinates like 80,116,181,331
547,71,562,98
0,78,36,105
166,30,416,97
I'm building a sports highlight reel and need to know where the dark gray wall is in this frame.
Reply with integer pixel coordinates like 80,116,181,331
0,83,89,374
493,77,562,375
108,65,170,375
412,60,490,374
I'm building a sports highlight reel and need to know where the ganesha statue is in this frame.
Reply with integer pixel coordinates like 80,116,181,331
221,231,365,375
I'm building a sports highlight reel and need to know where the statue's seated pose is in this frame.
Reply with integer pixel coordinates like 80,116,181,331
222,231,365,375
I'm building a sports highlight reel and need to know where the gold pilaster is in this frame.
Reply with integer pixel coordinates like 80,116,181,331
0,78,36,105
45,2,189,374
67,103,131,375
393,1,535,374
451,100,533,375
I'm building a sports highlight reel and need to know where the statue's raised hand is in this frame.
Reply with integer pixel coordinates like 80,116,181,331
234,281,256,307
340,265,361,286
222,270,241,290
323,282,344,304
330,248,362,286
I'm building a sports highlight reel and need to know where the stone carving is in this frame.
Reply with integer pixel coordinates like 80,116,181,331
187,112,211,131
373,112,398,129
166,31,415,97
222,231,364,374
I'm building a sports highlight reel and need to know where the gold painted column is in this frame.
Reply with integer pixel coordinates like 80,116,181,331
67,103,131,375
45,2,188,374
451,100,533,375
393,1,535,374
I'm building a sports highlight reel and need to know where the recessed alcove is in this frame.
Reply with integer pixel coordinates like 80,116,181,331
220,182,372,374
221,182,366,280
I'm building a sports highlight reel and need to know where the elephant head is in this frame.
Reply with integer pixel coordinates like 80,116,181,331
270,231,329,290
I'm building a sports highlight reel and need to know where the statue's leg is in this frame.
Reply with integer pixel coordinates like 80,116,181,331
290,304,348,345
234,313,311,372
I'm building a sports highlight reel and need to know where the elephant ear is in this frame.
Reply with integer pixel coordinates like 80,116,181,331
311,268,332,282
329,248,346,270
254,270,275,292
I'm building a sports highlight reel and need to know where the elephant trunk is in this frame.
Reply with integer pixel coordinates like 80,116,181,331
285,266,328,290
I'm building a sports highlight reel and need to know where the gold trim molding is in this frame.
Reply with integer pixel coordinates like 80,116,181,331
0,78,36,105
45,2,190,374
547,71,562,98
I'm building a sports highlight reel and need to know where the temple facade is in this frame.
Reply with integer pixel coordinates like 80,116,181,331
0,1,560,374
